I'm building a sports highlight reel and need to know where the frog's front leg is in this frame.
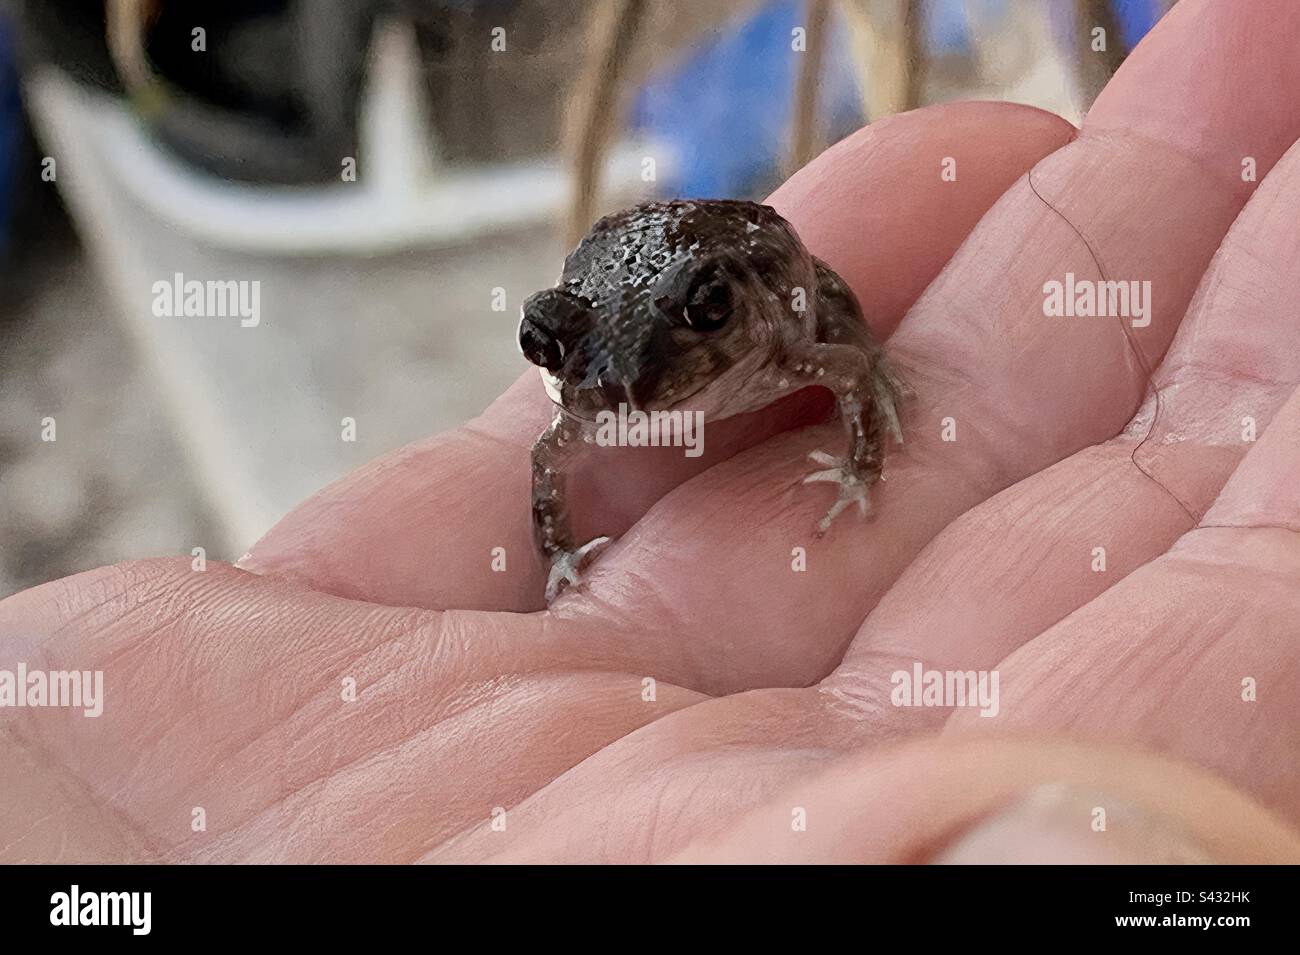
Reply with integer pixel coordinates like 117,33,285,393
781,341,905,535
531,408,611,602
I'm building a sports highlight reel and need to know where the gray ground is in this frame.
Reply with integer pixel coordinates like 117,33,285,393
0,251,218,597
0,226,564,600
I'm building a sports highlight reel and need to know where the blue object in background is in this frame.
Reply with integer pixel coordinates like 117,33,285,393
631,0,1164,201
1112,0,1161,50
0,12,22,260
629,0,864,199
628,0,980,200
1045,0,1162,55
925,0,980,53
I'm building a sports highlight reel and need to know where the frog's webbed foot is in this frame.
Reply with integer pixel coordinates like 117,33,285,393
803,450,876,535
545,536,612,603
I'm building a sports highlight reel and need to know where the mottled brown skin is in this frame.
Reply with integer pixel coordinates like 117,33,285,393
519,199,905,601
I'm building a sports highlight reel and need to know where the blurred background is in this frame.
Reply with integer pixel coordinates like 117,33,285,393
0,0,1173,598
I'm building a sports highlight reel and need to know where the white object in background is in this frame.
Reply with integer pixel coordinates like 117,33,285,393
362,17,440,197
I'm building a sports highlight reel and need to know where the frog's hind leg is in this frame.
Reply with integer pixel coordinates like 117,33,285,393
799,260,909,533
811,258,907,445
801,383,877,534
868,347,908,448
807,352,908,527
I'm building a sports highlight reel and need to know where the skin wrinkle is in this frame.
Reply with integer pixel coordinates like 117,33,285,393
422,681,854,862
418,675,702,862
434,733,842,864
561,579,704,682
181,672,670,863
1123,401,1279,520
1162,360,1297,393
1024,139,1238,438
541,593,711,688
1,568,220,795
946,481,1300,819
1077,125,1257,199
1196,517,1300,538
2,724,167,860
158,610,447,822
890,363,1013,498
163,605,701,859
0,729,163,863
1114,133,1300,513
180,698,496,861
10,563,454,849
819,647,920,723
16,561,178,662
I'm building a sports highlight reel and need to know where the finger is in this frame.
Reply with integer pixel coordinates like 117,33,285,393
822,129,1300,729
548,0,1300,692
238,102,1077,610
667,738,1300,864
945,384,1300,824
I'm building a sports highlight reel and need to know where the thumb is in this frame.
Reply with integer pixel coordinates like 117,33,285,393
667,737,1300,863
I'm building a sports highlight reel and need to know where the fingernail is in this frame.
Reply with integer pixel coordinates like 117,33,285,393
932,783,1217,864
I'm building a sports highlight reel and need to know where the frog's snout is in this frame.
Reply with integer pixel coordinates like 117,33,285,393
518,316,565,371
519,287,593,372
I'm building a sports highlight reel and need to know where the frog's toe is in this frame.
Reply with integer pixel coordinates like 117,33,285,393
815,480,870,535
544,536,612,603
802,451,871,535
802,449,843,483
544,559,578,603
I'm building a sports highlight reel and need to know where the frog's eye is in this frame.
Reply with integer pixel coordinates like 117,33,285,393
657,266,734,332
683,272,735,331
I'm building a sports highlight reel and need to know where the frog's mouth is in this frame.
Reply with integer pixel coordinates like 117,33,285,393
537,368,601,423
540,368,564,405
539,366,713,419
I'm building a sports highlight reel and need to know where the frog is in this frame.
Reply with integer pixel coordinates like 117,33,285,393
518,199,907,602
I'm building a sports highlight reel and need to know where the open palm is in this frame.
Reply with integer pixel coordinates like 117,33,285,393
2,0,1298,863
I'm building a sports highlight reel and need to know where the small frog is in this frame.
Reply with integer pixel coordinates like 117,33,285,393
519,199,906,602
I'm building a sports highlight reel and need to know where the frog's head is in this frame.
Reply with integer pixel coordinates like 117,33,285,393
518,199,816,419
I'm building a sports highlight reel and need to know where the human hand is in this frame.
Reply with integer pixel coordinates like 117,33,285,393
2,0,1298,863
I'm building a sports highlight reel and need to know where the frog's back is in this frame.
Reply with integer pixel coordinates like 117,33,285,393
562,200,795,305
811,258,879,354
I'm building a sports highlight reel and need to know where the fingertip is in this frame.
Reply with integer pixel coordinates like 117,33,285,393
1087,0,1300,179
